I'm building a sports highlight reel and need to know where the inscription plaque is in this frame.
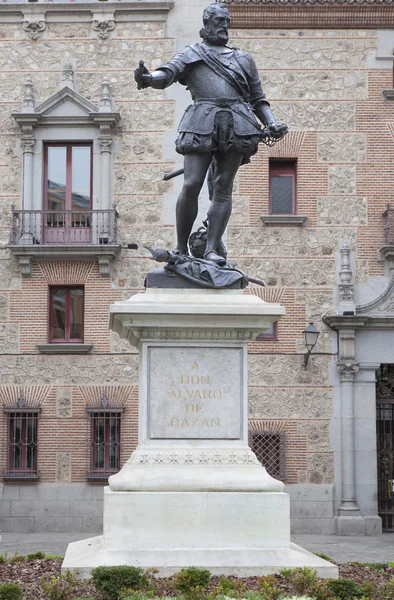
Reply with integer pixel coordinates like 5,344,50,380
148,346,242,439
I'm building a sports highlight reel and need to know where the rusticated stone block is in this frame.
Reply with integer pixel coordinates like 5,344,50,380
115,132,164,163
248,387,333,419
116,22,165,39
261,71,368,101
306,453,334,484
118,226,173,250
328,165,356,194
0,257,21,290
116,195,163,226
230,29,376,39
47,23,91,39
317,196,367,226
0,323,19,353
299,421,330,451
239,38,377,70
317,133,366,163
114,164,172,195
230,196,250,226
295,290,333,322
248,355,330,387
228,226,356,258
234,257,336,287
111,257,153,290
272,101,354,131
0,39,174,71
110,331,137,354
56,387,72,418
0,293,9,321
118,101,174,132
0,355,139,385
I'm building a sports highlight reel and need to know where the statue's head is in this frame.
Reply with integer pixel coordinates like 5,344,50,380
200,3,230,46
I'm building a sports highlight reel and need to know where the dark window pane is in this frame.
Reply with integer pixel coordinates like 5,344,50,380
271,176,293,214
47,146,67,212
70,289,84,339
72,147,91,212
9,413,38,472
52,289,66,339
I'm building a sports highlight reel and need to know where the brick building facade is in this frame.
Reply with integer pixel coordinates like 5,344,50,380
0,0,394,536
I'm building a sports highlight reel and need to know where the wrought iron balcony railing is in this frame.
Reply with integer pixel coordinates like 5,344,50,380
10,208,119,247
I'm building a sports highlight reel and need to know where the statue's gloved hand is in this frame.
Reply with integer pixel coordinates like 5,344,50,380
268,122,288,139
134,61,152,89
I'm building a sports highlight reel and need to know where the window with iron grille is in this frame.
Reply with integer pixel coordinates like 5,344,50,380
87,406,123,479
249,429,286,480
50,286,84,343
4,407,40,479
269,160,297,215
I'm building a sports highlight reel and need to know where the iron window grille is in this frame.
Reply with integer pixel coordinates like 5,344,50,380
269,159,297,215
87,402,124,480
249,429,286,480
3,404,40,480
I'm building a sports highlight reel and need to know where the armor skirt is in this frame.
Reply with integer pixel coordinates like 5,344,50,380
175,110,261,164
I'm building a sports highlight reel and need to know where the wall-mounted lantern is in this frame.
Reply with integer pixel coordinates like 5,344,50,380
303,322,320,368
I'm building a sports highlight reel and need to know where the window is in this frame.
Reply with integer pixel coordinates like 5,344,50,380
88,410,122,478
269,160,297,215
249,429,286,480
256,321,278,341
5,410,39,478
44,143,93,244
50,287,84,343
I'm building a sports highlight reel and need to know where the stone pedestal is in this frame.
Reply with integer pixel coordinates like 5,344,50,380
62,288,338,578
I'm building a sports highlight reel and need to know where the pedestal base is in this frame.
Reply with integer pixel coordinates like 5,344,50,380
62,489,338,579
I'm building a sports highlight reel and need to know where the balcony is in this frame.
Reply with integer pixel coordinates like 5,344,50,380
8,208,121,277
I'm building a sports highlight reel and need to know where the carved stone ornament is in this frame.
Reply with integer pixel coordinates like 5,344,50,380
92,19,115,40
22,77,35,113
99,137,113,153
337,361,359,382
338,284,354,302
21,138,35,154
130,449,260,465
23,20,46,41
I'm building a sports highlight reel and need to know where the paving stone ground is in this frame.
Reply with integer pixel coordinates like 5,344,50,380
0,533,394,564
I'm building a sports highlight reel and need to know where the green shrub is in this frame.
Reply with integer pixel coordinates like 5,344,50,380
92,566,148,600
256,575,281,600
0,583,23,600
0,553,8,565
278,568,319,596
213,576,248,599
27,551,46,561
325,578,363,600
8,552,25,564
41,571,79,600
358,581,379,599
174,567,211,594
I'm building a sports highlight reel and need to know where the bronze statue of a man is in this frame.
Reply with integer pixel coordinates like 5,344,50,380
135,3,287,266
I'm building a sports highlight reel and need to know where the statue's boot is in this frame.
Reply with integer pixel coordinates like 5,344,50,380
204,249,226,266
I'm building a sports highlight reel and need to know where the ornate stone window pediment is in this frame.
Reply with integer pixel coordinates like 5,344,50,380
9,60,121,277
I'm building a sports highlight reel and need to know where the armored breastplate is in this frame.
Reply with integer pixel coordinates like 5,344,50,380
186,59,240,101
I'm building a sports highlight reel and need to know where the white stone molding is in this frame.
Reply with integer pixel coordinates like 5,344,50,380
92,18,115,40
130,448,260,465
22,19,46,41
99,76,114,113
357,272,394,314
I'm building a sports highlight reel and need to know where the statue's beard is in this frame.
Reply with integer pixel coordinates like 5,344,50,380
200,27,229,46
